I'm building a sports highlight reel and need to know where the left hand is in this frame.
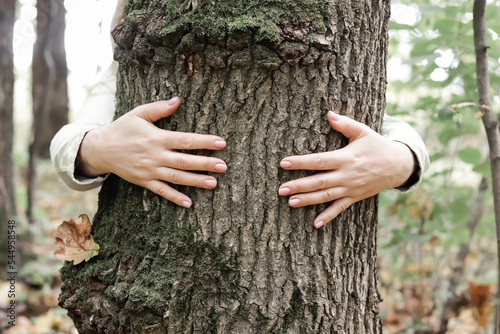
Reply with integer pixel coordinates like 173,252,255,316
278,111,415,229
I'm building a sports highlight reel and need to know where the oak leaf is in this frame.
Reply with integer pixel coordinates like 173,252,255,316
54,214,100,265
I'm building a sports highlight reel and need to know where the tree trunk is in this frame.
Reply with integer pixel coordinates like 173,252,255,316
59,1,390,333
28,0,68,222
0,0,16,271
31,0,69,158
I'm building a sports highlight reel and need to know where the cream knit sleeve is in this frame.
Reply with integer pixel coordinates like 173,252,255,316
381,114,430,191
50,62,117,191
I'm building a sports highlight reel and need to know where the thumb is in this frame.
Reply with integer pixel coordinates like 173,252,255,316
132,97,181,123
327,111,368,141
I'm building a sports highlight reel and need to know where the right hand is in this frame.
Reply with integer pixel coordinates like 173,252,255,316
278,111,415,228
77,97,227,208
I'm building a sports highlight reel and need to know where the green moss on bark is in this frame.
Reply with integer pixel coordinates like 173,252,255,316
60,175,242,331
121,225,242,315
121,0,332,44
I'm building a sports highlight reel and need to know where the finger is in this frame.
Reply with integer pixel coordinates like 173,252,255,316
162,131,227,151
145,180,192,208
157,168,220,189
278,172,342,196
327,111,369,142
163,152,228,173
313,197,354,228
132,97,181,123
287,187,345,208
280,151,343,171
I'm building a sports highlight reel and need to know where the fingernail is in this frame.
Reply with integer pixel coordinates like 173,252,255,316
280,160,292,168
289,198,301,206
205,179,217,188
214,140,226,148
314,221,324,229
215,163,227,172
329,111,339,121
182,200,191,208
278,187,290,196
167,97,179,105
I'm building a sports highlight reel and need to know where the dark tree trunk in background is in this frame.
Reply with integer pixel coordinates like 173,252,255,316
32,0,68,158
59,1,390,333
28,0,68,221
0,0,17,272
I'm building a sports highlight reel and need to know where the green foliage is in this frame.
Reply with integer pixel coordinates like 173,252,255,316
458,147,482,165
379,0,499,330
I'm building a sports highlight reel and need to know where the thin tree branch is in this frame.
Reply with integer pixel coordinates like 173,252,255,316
472,0,500,332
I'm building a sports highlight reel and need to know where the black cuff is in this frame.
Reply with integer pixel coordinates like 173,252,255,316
395,150,420,191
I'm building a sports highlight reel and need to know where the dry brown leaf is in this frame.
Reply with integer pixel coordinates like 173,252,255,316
474,105,489,119
469,282,491,327
54,214,99,265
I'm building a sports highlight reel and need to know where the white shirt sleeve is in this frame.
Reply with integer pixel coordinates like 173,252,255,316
382,113,430,192
50,62,118,191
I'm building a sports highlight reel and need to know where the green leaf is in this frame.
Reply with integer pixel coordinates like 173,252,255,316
437,127,462,145
437,107,455,120
430,152,446,162
473,162,492,178
443,228,469,247
457,147,482,165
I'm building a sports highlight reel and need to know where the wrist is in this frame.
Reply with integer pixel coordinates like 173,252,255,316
391,141,417,189
76,128,108,178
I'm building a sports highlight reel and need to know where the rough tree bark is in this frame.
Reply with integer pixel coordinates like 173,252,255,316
59,1,390,333
0,0,16,271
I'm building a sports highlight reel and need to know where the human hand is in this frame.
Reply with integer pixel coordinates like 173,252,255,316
77,97,227,208
278,111,415,229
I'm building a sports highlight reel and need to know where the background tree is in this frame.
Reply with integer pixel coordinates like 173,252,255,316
0,0,17,272
28,0,68,222
58,1,391,332
31,0,68,158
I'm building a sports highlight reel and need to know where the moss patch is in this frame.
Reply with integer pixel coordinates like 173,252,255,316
60,173,242,331
122,0,332,44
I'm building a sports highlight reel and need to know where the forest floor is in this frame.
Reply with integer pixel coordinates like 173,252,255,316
0,158,495,334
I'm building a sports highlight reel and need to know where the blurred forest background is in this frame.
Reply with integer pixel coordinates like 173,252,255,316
0,0,499,333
